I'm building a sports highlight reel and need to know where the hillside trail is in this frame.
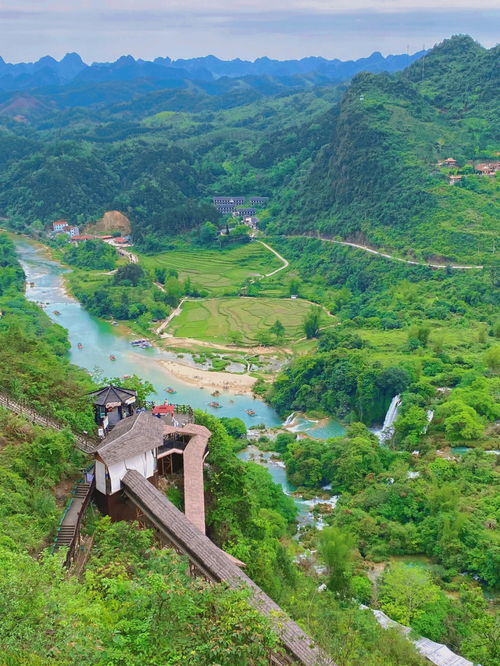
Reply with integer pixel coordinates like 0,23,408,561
288,235,484,270
256,240,289,276
155,296,187,335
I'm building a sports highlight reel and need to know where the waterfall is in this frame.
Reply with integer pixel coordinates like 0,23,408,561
283,412,295,426
377,395,401,442
422,409,434,434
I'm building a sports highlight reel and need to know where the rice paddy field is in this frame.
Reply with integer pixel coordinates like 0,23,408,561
168,297,330,344
138,243,283,296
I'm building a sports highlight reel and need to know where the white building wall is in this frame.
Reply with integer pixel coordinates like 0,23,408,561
108,461,127,494
95,460,107,494
145,450,155,478
106,452,156,494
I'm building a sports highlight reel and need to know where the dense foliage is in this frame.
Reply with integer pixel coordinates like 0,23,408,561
0,235,95,431
0,518,282,665
63,238,118,270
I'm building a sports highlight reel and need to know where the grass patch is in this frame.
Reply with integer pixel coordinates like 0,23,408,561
168,297,330,345
137,243,283,296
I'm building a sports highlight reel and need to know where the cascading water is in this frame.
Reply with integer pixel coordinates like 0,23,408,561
283,412,296,426
423,409,434,434
377,395,401,442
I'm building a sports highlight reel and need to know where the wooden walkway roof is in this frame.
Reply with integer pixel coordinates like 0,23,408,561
163,423,210,534
122,470,334,666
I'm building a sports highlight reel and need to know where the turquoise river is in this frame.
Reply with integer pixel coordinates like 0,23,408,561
17,239,345,437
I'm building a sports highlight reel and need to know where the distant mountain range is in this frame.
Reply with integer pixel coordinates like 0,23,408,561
0,50,426,92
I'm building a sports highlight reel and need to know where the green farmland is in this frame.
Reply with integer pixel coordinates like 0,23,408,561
168,297,331,344
138,243,283,296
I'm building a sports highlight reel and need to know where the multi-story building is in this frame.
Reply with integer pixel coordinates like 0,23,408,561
232,207,256,218
249,196,268,206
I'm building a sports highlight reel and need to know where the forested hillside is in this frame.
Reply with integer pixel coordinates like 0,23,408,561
0,36,496,265
275,35,499,264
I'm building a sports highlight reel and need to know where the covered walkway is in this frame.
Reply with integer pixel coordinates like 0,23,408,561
122,469,333,666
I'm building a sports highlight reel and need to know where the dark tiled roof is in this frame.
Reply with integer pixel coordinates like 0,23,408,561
122,470,333,666
96,412,165,465
87,385,136,407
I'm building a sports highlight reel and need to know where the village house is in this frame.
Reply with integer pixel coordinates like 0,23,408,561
443,157,457,166
213,196,269,215
213,196,245,205
449,175,463,185
243,216,258,229
88,384,137,435
52,219,69,232
70,234,95,244
51,220,80,237
475,162,499,175
216,203,236,214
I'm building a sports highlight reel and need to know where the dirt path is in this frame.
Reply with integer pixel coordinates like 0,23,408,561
155,297,187,335
291,235,484,270
256,240,289,276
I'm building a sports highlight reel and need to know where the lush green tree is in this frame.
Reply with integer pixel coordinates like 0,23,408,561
270,319,285,342
199,221,219,246
303,306,322,339
485,344,500,371
155,266,167,284
113,262,145,286
379,563,442,626
319,527,356,596
220,417,247,439
63,239,117,270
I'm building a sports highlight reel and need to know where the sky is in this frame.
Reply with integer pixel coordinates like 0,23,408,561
0,0,498,63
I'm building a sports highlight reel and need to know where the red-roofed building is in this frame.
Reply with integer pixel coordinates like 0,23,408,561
70,234,95,243
53,220,69,232
152,404,175,416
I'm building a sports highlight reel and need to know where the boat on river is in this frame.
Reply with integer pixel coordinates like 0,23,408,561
246,409,256,416
209,401,222,408
165,387,176,394
53,310,61,315
131,338,150,347
110,355,116,361
77,343,83,349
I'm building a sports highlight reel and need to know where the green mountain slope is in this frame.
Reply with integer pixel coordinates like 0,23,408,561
273,36,499,264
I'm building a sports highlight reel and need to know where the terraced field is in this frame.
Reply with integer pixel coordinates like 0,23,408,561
168,297,331,344
138,243,282,296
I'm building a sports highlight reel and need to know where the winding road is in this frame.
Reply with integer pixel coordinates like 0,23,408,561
292,235,484,270
256,240,289,276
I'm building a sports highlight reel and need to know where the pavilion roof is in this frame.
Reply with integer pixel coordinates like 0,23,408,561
87,385,136,407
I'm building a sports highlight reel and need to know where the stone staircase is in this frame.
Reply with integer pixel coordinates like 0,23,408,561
53,479,94,565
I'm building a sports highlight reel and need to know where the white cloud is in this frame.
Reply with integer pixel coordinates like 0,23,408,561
0,1,497,62
4,0,500,11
